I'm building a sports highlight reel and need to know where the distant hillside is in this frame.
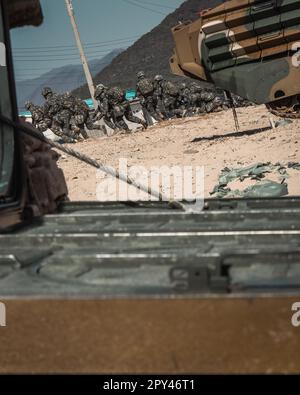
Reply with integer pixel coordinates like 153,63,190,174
16,48,123,109
73,0,224,98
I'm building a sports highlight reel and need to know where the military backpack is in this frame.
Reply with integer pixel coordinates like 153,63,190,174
163,81,179,97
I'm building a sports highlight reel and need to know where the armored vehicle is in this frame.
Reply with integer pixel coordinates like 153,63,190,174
170,0,300,118
0,0,300,373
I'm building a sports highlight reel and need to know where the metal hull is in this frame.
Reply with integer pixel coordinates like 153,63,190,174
1,198,300,372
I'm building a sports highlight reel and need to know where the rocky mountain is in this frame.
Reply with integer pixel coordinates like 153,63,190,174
73,0,224,98
16,48,123,109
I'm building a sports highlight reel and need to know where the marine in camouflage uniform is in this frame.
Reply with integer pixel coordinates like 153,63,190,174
61,92,106,139
153,75,167,120
24,101,51,133
176,83,192,117
93,84,117,131
106,86,147,132
185,87,217,114
189,83,206,115
136,71,163,125
153,75,181,119
161,79,179,119
41,87,77,143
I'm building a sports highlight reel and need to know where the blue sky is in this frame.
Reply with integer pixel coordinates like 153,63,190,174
10,0,183,81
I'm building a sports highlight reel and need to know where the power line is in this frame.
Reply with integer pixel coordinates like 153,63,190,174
14,58,84,62
16,79,87,85
15,59,114,79
12,34,140,51
13,45,128,59
16,71,88,77
16,74,91,84
13,48,123,60
141,0,176,10
16,77,88,81
14,65,80,70
13,38,137,54
121,0,167,16
14,59,119,70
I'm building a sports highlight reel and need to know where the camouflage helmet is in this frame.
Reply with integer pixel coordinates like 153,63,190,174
179,82,187,89
137,71,145,80
94,84,106,98
154,74,163,82
24,101,33,110
41,86,53,98
96,83,106,90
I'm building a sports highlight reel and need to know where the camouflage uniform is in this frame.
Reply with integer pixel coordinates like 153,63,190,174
42,87,77,143
231,94,251,108
161,80,179,118
24,101,51,133
61,93,106,139
211,94,226,112
200,90,218,113
107,86,147,132
136,71,162,124
189,84,206,115
93,84,117,131
176,83,192,117
153,75,167,119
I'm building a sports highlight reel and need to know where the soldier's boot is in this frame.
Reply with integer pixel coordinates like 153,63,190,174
63,127,78,143
55,131,75,144
156,110,166,121
134,120,147,130
85,117,103,132
132,117,147,129
69,124,84,141
174,108,184,118
35,122,46,134
142,108,154,126
116,119,130,132
88,123,107,135
156,113,164,122
127,115,147,130
79,127,89,140
51,126,74,144
149,109,162,122
62,136,75,143
103,117,117,131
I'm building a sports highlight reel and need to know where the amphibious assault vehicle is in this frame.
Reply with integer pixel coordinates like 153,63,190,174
171,0,300,118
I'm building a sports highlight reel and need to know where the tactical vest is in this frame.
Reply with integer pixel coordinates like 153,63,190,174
32,107,44,123
61,94,77,111
45,95,62,116
137,78,154,97
107,87,125,105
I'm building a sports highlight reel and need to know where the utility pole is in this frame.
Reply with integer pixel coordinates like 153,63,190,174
65,0,98,109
